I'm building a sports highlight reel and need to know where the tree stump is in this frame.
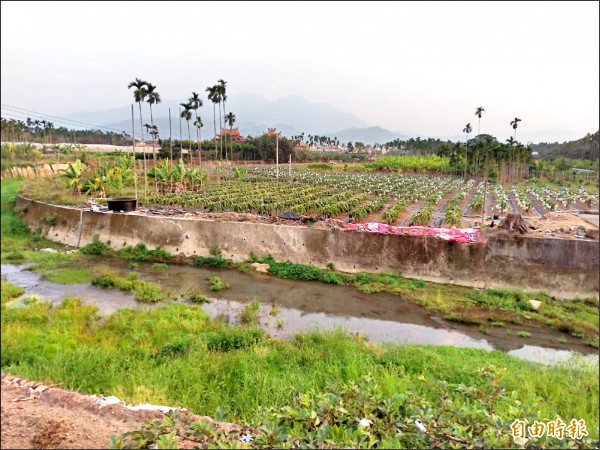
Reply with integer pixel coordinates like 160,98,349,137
499,213,529,234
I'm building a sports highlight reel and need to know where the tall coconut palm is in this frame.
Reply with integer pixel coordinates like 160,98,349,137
475,107,485,136
462,123,472,178
128,78,148,194
145,83,161,163
180,103,193,165
510,117,521,139
194,116,204,171
225,112,236,161
189,92,203,168
206,85,220,160
474,107,485,179
218,79,227,160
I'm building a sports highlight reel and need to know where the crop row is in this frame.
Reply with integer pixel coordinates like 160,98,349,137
410,179,463,226
445,180,476,227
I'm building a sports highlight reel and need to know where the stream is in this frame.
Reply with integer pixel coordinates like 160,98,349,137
2,260,598,366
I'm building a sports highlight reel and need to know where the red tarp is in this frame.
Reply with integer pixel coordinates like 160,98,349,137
344,222,484,244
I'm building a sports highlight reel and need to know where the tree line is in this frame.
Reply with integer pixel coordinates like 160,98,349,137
0,117,130,145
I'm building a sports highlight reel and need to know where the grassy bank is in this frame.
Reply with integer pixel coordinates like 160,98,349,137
1,291,598,448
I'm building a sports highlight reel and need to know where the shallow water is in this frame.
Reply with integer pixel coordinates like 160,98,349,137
2,260,597,366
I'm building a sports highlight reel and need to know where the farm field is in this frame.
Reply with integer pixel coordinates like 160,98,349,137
126,166,600,229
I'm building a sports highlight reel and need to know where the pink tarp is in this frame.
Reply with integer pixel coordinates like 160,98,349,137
344,222,484,243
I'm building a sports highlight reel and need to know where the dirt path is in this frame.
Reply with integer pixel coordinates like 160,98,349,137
1,375,138,449
1,373,238,449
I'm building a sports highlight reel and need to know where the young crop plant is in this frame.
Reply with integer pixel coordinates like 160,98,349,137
468,182,485,212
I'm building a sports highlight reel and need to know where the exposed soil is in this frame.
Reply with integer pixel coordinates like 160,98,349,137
1,373,240,449
526,212,599,239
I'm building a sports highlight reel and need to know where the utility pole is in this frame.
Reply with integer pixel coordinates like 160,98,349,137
481,145,488,227
276,132,279,179
131,104,138,200
169,108,173,161
288,153,292,181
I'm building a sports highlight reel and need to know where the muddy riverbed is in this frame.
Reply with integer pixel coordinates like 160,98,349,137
2,260,597,366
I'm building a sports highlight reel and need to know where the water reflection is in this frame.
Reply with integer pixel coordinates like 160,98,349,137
2,262,597,366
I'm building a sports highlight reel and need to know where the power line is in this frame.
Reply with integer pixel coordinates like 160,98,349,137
1,108,142,139
1,103,137,136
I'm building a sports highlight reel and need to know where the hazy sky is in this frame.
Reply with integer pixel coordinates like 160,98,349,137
1,1,599,141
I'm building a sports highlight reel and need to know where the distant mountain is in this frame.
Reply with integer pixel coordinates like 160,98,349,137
63,94,369,138
325,126,409,145
530,131,599,160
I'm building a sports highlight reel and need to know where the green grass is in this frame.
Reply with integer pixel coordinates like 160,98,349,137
118,242,172,261
195,255,232,268
208,275,229,291
517,331,531,338
44,267,95,284
91,269,168,303
1,280,24,305
240,300,261,324
79,236,113,256
1,299,597,447
189,293,211,304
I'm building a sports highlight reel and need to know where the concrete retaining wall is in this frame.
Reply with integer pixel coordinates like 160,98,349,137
18,196,599,298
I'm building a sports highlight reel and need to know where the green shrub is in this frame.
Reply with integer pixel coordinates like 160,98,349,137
205,327,266,351
195,256,231,268
208,276,230,291
133,280,164,302
267,261,346,285
4,251,25,261
158,337,190,357
240,300,261,324
79,236,112,256
189,293,211,304
118,243,172,261
152,262,168,270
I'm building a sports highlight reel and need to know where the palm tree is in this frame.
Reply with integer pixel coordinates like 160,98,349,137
217,79,227,160
475,107,485,136
180,103,193,165
194,116,204,171
510,118,522,181
206,85,220,160
225,112,236,161
189,92,203,169
128,78,148,194
145,83,161,163
474,107,485,179
462,123,472,178
510,117,521,139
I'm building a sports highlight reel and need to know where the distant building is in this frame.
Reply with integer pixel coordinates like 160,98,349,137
213,128,246,142
265,128,279,136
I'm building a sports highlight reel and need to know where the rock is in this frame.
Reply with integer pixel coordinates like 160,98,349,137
250,262,270,274
528,299,542,311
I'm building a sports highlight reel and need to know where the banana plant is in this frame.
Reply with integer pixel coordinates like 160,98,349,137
59,159,84,194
